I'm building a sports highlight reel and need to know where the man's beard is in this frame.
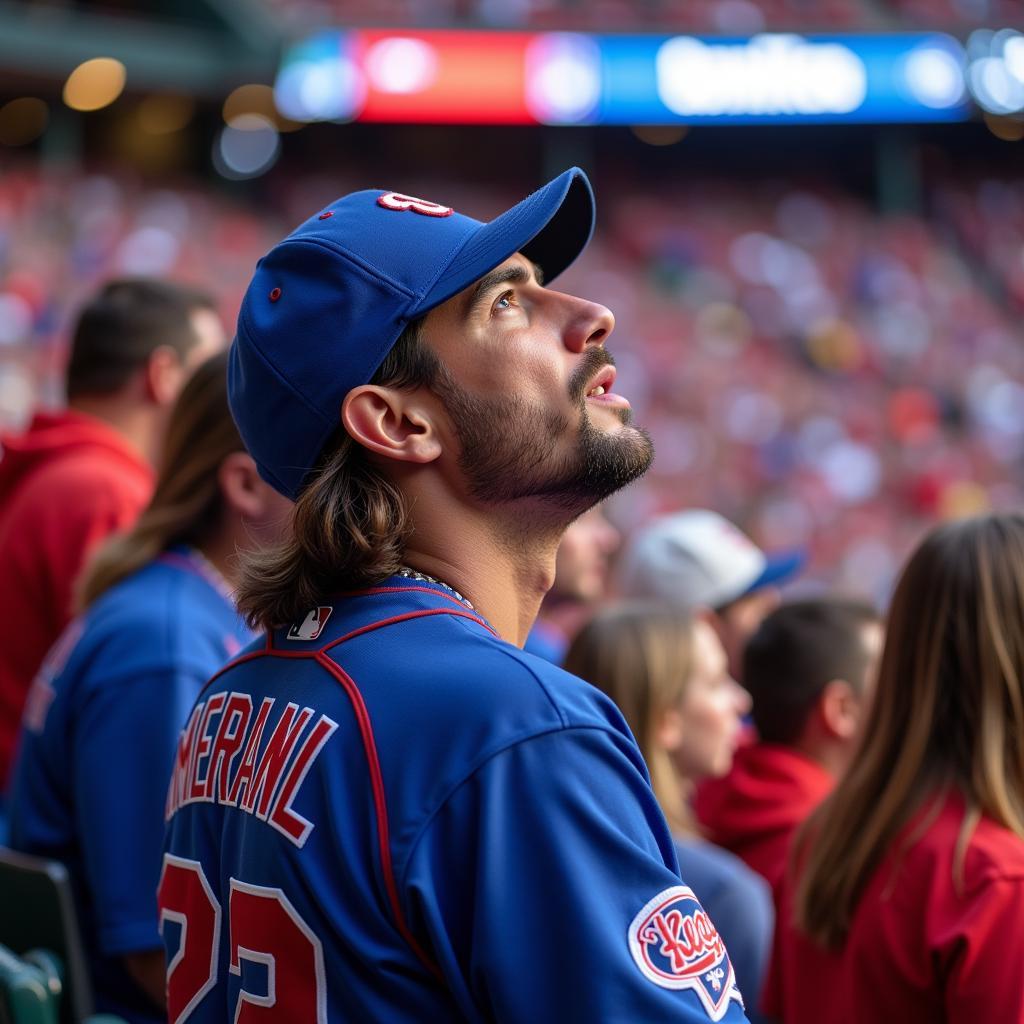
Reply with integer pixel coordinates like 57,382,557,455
430,350,654,515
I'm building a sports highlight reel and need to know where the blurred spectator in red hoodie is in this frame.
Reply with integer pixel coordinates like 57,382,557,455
0,278,224,790
695,598,883,899
523,505,621,664
617,509,805,681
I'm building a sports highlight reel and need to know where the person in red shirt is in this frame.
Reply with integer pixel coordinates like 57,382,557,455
695,599,882,897
0,279,225,789
767,514,1024,1024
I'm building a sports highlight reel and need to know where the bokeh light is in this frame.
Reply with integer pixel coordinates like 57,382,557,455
365,38,439,95
63,57,127,112
525,33,601,124
984,112,1024,140
902,43,965,109
137,95,194,135
213,114,281,179
0,98,49,146
631,125,689,146
223,83,302,132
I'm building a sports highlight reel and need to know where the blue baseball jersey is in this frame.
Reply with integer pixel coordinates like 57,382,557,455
8,548,251,1024
160,578,749,1023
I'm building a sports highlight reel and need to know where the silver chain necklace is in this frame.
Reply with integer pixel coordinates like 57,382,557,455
397,566,474,610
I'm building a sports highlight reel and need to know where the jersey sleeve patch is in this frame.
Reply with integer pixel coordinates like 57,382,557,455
627,884,744,1021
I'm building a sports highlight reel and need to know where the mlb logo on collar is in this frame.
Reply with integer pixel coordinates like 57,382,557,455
287,606,333,641
628,885,744,1021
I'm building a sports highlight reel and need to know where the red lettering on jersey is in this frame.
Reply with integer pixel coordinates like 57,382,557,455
269,715,339,846
244,703,314,819
166,703,204,820
376,192,453,217
189,692,226,801
226,697,274,808
167,694,336,847
229,881,325,1020
204,693,253,802
651,908,725,975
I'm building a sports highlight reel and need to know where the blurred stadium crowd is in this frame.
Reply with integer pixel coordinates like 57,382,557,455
3,0,1024,1019
3,159,1024,599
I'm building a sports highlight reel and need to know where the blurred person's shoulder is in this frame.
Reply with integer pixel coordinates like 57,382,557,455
957,802,1024,886
877,790,1024,911
0,408,152,530
70,554,247,688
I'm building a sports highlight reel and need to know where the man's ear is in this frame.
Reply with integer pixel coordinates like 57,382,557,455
819,679,862,741
341,385,441,464
143,345,188,407
218,451,265,519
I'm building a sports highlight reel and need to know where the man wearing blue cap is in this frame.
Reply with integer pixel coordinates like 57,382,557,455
159,172,749,1022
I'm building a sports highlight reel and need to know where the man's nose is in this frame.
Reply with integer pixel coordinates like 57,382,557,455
562,295,615,353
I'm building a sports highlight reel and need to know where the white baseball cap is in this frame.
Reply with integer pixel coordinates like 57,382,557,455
617,509,805,610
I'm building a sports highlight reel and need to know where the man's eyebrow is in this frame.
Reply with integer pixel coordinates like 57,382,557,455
465,261,545,316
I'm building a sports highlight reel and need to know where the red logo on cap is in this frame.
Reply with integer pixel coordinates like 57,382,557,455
377,192,454,218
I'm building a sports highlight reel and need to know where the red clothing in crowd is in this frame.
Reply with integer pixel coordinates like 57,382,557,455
694,742,834,894
0,409,153,788
765,790,1024,1024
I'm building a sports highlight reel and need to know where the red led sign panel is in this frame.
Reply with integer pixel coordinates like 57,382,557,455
353,30,535,124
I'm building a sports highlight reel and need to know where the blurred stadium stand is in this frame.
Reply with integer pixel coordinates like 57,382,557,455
2,0,1024,601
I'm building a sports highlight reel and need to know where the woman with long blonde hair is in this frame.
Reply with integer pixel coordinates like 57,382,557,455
7,351,290,1024
565,602,773,1016
767,513,1024,1024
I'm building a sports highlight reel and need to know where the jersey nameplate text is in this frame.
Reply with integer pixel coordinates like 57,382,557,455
165,691,337,848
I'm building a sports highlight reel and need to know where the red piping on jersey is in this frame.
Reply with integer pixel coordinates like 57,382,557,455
201,608,495,691
313,651,442,979
320,607,497,651
202,648,268,692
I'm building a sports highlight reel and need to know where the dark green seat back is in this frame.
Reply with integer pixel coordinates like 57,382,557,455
0,944,62,1024
0,849,92,1024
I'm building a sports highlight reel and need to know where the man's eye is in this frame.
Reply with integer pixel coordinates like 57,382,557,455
494,291,515,312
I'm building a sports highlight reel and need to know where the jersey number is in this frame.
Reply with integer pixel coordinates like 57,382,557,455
158,856,326,1023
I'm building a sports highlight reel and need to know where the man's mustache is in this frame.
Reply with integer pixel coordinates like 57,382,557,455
568,349,616,404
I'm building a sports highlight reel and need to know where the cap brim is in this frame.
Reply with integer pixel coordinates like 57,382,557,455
743,548,807,595
417,167,595,314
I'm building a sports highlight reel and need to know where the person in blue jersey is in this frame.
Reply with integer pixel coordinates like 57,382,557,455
7,351,291,1023
159,173,751,1022
564,603,774,1022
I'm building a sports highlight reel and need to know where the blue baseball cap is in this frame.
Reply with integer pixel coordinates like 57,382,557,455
228,167,595,500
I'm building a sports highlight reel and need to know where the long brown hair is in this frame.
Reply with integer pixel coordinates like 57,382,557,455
76,351,239,608
795,513,1024,949
235,319,440,631
564,602,698,835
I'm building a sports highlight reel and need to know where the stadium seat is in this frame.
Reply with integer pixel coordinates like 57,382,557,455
0,849,126,1024
0,944,61,1024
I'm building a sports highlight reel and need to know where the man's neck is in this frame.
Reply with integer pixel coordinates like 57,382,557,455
68,395,155,465
401,502,564,647
791,733,845,779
